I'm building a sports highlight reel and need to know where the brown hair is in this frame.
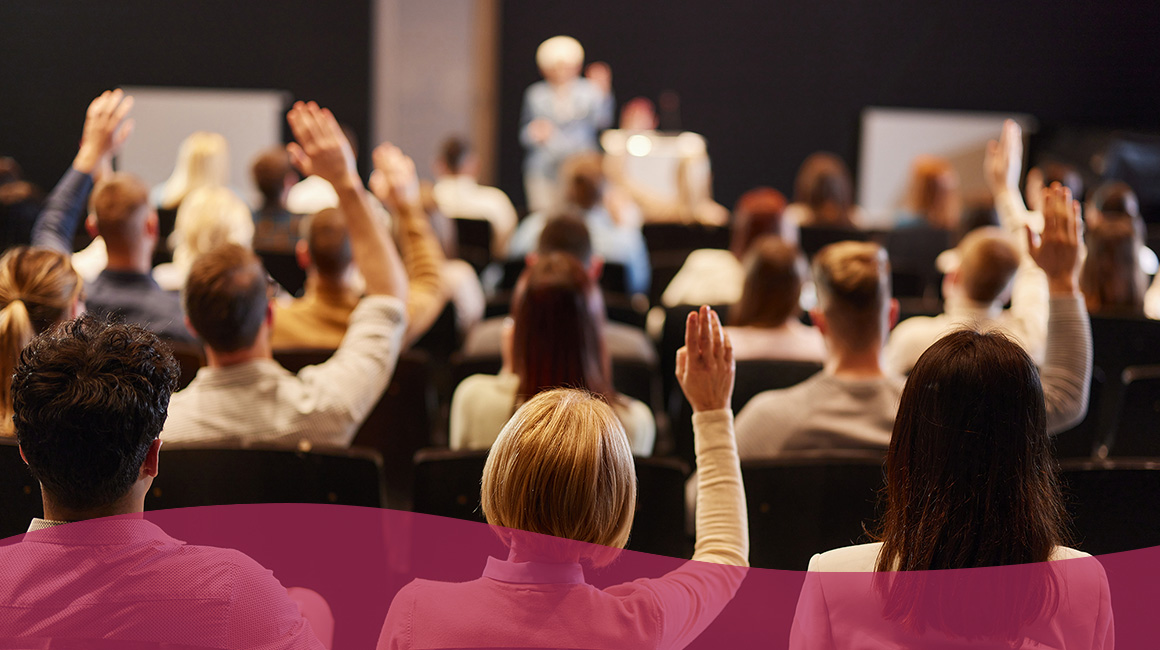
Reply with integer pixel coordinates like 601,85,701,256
560,153,605,211
439,136,471,174
481,388,636,565
183,243,268,352
92,173,150,246
1089,180,1139,219
812,241,891,350
731,235,805,328
1081,217,1146,315
955,227,1019,303
729,187,789,259
304,208,352,277
793,153,855,228
251,147,295,205
511,253,612,404
0,247,83,435
537,212,593,264
905,155,961,230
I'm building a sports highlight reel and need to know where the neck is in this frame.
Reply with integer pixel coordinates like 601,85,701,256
205,339,271,368
104,244,154,275
308,271,355,300
825,343,887,379
42,492,144,523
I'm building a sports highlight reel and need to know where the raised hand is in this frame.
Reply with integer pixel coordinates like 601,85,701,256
74,89,135,176
676,305,735,412
286,101,357,188
984,119,1022,194
369,143,420,209
1028,182,1082,295
585,61,612,95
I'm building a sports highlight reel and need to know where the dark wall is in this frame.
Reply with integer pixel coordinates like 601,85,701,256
498,1,1160,209
0,1,372,191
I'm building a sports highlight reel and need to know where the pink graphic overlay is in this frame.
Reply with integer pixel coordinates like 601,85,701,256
0,504,1150,648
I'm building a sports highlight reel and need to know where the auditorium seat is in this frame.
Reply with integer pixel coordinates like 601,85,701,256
659,304,730,408
641,222,730,257
742,451,886,570
1059,458,1160,554
147,445,387,509
167,340,206,391
497,259,631,297
0,438,43,540
799,225,869,259
1051,369,1105,459
452,217,493,274
259,250,307,297
1106,365,1160,457
412,449,692,557
1086,316,1160,456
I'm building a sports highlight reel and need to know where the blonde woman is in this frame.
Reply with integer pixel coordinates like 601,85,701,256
153,186,254,291
0,247,84,436
380,305,748,649
156,131,230,210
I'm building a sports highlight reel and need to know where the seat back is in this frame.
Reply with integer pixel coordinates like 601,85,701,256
147,445,386,509
412,448,488,523
0,439,42,540
450,357,661,408
1088,317,1160,456
452,217,494,274
743,451,886,570
1059,458,1160,554
1108,365,1160,457
799,226,869,259
167,341,205,391
641,222,730,257
258,250,307,297
1051,369,1105,459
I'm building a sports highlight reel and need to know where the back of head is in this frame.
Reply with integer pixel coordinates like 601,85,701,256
812,241,891,350
481,388,636,563
14,315,178,512
1039,161,1085,203
511,252,610,402
0,247,83,435
1090,180,1140,220
729,186,789,258
560,153,605,211
793,153,854,227
731,235,805,328
906,155,961,229
160,131,230,210
92,173,150,249
439,136,472,175
304,208,352,277
171,186,255,269
879,329,1063,571
183,243,268,352
955,227,1019,303
536,35,585,71
1081,217,1146,315
251,147,295,205
537,212,593,265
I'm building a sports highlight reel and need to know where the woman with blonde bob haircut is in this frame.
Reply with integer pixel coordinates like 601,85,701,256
153,186,254,291
380,306,748,650
0,247,84,436
157,131,230,210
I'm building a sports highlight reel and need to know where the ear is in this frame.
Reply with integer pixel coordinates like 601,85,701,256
888,298,900,330
265,300,275,328
810,308,827,337
85,214,100,239
183,316,199,341
588,254,605,282
140,438,162,479
68,296,84,319
295,239,311,271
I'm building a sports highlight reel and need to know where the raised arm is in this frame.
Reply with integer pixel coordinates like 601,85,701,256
32,89,134,253
985,119,1035,240
370,144,448,345
1028,183,1092,434
287,101,407,300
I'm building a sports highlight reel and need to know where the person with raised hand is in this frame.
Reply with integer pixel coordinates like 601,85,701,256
378,303,746,649
162,101,409,448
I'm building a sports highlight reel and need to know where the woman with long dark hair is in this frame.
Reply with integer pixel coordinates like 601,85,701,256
449,251,655,455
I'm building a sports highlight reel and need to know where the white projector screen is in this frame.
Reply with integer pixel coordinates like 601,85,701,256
118,87,290,208
857,107,1036,227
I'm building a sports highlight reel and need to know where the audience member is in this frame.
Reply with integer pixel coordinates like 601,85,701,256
0,157,43,252
272,143,448,349
461,213,657,367
784,153,863,228
162,101,409,447
450,251,656,455
734,241,901,456
432,136,517,256
726,235,825,362
155,131,230,210
896,155,961,230
662,186,795,307
3,315,329,649
520,35,614,212
251,146,303,252
790,326,1109,648
381,306,746,649
153,185,254,292
0,247,83,437
1081,216,1147,316
1086,179,1158,274
509,152,650,295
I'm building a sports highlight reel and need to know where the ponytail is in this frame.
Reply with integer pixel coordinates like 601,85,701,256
0,298,35,435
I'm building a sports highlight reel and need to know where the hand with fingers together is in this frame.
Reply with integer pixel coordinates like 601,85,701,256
369,143,420,210
286,101,358,189
984,118,1023,196
1028,182,1083,296
73,89,135,176
676,305,736,413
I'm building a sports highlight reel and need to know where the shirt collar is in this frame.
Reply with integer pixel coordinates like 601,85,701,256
23,516,179,547
27,518,67,532
482,555,586,585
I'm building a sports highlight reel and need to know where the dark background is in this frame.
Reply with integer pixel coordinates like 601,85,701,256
0,0,372,191
498,0,1160,210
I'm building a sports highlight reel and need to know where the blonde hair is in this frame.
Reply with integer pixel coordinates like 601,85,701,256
536,35,584,70
481,388,636,565
0,247,83,436
955,227,1019,303
159,131,230,210
170,186,255,273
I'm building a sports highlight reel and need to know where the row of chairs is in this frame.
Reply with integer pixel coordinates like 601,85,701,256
6,440,1156,568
